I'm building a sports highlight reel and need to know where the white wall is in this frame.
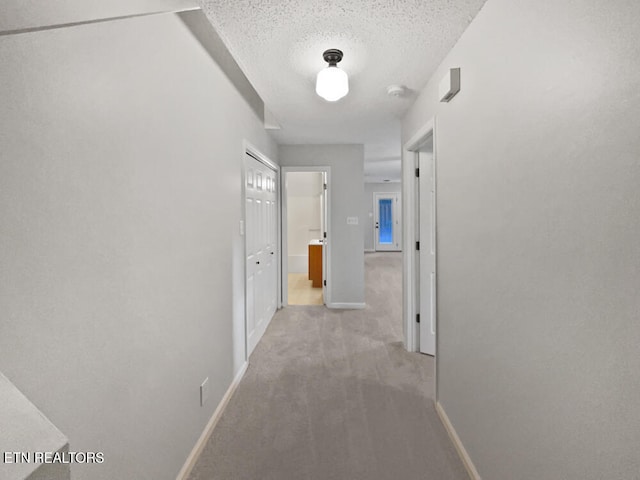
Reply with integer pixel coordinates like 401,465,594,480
0,11,277,480
402,0,640,479
286,172,322,273
280,145,365,307
364,183,402,251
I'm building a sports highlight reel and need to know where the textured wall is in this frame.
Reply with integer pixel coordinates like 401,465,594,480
280,145,365,306
0,13,276,480
402,0,640,479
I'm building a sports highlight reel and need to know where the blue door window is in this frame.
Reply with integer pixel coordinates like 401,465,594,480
378,199,393,244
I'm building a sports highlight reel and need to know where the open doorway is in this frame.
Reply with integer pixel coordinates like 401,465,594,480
282,169,329,306
402,119,436,359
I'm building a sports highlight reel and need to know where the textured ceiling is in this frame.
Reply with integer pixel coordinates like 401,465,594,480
200,0,487,181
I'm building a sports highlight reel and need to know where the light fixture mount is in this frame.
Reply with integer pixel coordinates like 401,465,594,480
322,49,343,66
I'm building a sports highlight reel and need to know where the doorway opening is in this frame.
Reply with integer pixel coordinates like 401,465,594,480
402,119,437,363
281,167,330,306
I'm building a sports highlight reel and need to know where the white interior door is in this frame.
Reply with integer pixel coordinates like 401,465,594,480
419,151,436,355
374,193,401,251
245,153,277,356
322,172,328,302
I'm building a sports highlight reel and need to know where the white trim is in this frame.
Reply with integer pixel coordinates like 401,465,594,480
402,117,435,355
327,302,366,309
281,166,332,307
364,248,376,253
244,140,278,171
405,120,435,152
276,163,282,310
176,362,249,480
281,170,288,305
435,401,482,480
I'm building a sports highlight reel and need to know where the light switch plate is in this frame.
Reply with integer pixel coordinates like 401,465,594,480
347,217,359,225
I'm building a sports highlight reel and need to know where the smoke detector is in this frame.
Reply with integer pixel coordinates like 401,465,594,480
386,84,406,97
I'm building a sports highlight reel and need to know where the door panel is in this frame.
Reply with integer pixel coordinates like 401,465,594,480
419,151,436,355
374,193,401,251
322,172,328,302
245,154,278,356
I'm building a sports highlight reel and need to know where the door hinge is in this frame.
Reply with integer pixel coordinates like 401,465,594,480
323,231,327,238
415,168,420,177
324,183,327,190
323,280,326,286
416,313,420,324
416,241,420,251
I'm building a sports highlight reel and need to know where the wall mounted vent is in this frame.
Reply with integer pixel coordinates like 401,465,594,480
439,68,461,102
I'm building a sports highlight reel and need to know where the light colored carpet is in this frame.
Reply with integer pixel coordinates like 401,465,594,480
188,252,468,480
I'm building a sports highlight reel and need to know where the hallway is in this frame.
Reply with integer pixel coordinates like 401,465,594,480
189,253,467,479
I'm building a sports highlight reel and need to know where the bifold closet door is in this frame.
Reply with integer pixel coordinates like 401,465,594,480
245,154,277,356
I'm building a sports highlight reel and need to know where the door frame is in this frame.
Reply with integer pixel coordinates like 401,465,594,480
373,192,402,251
281,166,332,307
242,140,280,362
402,118,437,361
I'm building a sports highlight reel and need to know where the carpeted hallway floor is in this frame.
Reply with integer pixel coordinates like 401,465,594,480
188,252,468,480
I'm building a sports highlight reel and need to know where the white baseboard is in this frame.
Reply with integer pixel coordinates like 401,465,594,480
435,401,482,480
176,362,249,480
327,302,366,309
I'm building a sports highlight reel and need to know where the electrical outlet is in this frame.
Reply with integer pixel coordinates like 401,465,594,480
347,216,358,225
200,377,209,407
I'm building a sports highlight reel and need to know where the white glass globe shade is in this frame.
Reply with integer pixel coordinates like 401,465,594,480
315,66,349,102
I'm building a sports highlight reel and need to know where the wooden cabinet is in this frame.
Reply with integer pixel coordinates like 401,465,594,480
308,242,323,288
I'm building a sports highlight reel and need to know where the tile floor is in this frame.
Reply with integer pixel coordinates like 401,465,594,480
287,273,323,305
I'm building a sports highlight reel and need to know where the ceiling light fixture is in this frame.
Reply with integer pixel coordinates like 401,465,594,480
316,49,349,102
